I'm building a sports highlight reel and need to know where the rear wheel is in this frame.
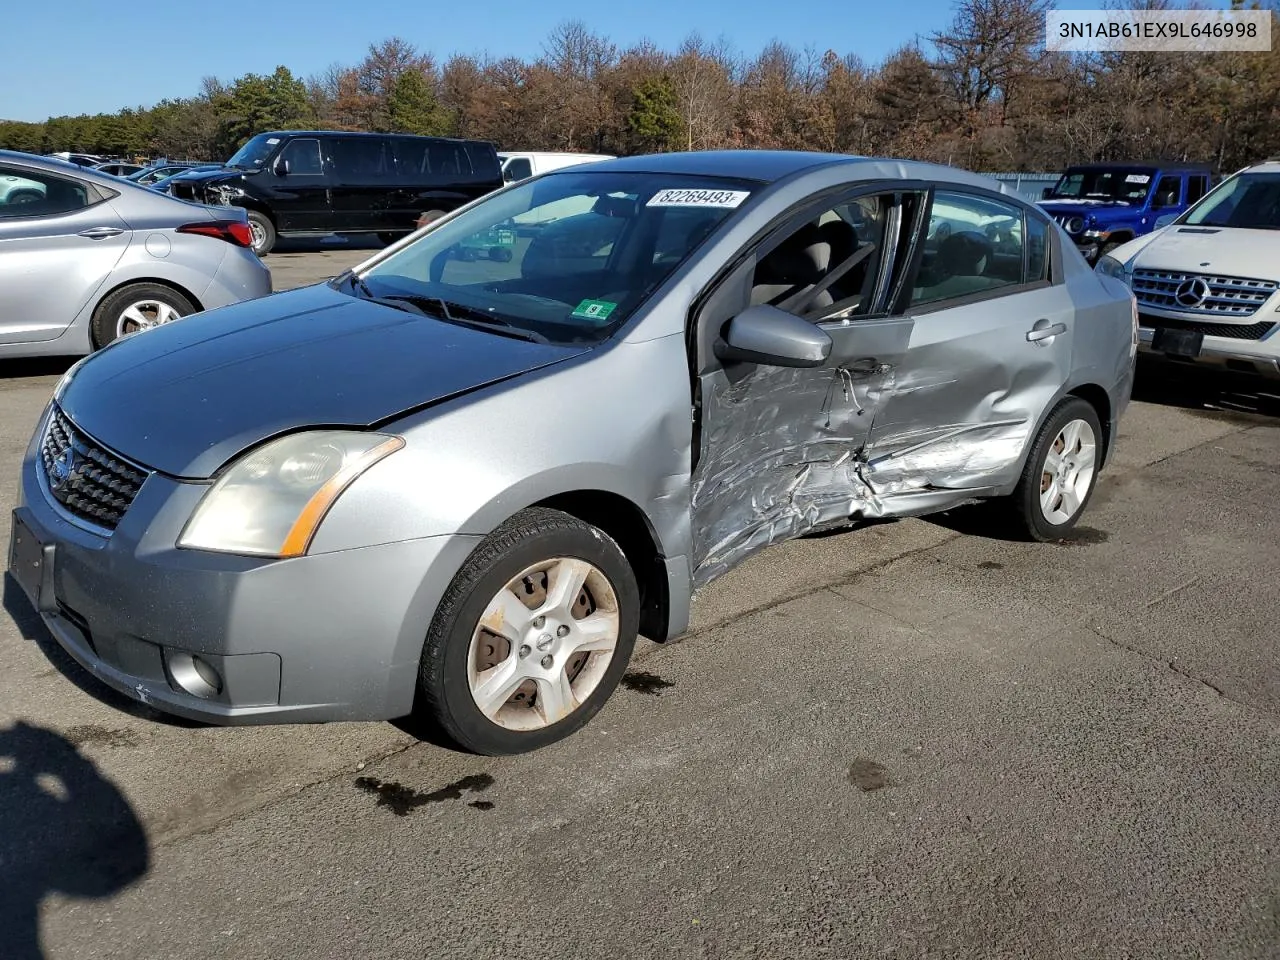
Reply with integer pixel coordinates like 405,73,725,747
1004,397,1102,541
91,283,196,349
416,508,639,755
246,210,276,256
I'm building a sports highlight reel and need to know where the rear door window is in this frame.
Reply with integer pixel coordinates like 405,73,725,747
1153,175,1182,208
330,138,390,181
0,165,93,218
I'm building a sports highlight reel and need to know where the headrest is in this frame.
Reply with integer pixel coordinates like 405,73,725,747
934,231,992,277
756,222,830,286
593,194,638,218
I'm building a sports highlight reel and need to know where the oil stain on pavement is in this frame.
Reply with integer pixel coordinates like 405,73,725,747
354,773,495,816
847,759,894,792
620,671,675,695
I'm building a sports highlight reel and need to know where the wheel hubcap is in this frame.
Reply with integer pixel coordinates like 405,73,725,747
1039,418,1097,525
467,557,620,731
115,299,183,339
249,221,266,248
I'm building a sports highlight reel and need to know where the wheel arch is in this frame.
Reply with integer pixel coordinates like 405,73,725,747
1067,383,1113,468
93,275,204,317
532,490,671,643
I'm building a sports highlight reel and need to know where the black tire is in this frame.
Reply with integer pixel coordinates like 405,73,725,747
378,232,409,246
1004,397,1103,542
246,210,276,256
90,282,197,350
416,507,640,755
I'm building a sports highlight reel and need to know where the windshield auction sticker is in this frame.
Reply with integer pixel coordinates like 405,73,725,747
1046,9,1270,52
647,189,750,208
571,299,617,323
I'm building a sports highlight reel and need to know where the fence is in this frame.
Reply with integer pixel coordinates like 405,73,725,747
984,172,1060,203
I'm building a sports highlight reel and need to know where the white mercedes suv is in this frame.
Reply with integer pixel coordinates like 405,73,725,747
1096,159,1280,378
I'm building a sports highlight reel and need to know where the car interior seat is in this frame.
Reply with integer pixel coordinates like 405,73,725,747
750,218,860,313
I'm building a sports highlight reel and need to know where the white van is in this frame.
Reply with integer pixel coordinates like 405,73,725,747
499,151,613,184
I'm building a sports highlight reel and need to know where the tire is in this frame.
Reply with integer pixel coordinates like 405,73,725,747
91,282,197,350
246,210,276,256
1004,397,1103,541
416,507,640,755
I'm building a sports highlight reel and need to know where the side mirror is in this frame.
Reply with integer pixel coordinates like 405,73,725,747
1041,187,1054,200
714,304,832,368
1153,213,1177,229
273,158,290,176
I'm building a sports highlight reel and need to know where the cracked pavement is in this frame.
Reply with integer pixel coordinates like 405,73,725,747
1,253,1278,959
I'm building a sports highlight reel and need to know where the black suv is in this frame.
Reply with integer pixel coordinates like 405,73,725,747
167,131,504,255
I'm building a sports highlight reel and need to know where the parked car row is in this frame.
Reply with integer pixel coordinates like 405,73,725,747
1091,157,1280,380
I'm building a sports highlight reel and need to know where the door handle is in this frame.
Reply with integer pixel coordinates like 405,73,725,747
78,226,124,240
1026,321,1067,342
846,357,879,374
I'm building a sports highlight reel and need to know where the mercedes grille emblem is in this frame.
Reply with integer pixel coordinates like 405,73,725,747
1174,277,1211,309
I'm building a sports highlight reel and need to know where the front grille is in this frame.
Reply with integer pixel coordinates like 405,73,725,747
1132,269,1278,318
1138,312,1276,341
39,406,148,532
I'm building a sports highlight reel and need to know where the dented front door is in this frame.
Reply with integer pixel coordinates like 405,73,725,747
689,315,914,585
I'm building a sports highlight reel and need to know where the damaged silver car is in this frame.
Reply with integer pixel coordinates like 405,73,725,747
10,152,1136,754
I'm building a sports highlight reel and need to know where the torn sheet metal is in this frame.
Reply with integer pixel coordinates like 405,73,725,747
689,363,1032,587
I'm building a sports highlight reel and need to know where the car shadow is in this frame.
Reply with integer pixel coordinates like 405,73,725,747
1134,357,1280,420
268,236,387,255
0,356,76,381
0,720,150,959
3,574,205,729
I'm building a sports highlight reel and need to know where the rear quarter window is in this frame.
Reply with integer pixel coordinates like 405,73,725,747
466,143,502,181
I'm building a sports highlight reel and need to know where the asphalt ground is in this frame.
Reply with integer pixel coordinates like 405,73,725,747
1,246,1277,959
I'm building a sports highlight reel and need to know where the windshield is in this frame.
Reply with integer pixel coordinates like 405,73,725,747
1182,172,1280,230
352,171,755,344
226,133,282,169
1047,168,1155,203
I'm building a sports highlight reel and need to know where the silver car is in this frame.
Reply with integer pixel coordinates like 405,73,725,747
0,150,270,359
8,152,1136,755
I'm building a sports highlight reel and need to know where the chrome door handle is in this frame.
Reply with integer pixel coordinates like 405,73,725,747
1026,321,1067,342
78,226,124,240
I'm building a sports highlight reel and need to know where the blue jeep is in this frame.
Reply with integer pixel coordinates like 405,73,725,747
1037,162,1213,264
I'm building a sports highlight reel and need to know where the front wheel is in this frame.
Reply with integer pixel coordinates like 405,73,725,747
1004,397,1102,541
416,508,640,755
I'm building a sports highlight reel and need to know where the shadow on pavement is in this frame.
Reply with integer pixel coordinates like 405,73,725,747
0,356,76,381
1134,357,1280,420
0,720,149,960
3,574,204,729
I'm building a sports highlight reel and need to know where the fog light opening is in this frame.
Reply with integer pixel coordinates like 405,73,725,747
168,652,223,699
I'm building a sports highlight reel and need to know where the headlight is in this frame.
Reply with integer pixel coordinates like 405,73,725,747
1065,216,1085,234
178,431,404,557
1095,255,1130,283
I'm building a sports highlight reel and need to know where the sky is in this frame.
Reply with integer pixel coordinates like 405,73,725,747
0,0,1213,123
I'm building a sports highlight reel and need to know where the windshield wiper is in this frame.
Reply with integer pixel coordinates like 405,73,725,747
377,293,549,344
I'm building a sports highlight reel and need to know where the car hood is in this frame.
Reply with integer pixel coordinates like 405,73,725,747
58,284,590,479
167,166,241,186
1038,199,1129,214
1123,225,1280,280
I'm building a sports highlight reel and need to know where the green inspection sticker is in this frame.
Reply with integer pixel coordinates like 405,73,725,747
571,299,618,323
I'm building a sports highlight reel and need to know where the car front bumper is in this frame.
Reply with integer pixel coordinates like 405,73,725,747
1137,326,1280,379
9,426,479,725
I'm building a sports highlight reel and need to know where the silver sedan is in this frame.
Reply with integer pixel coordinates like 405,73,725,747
9,151,1136,755
0,150,270,359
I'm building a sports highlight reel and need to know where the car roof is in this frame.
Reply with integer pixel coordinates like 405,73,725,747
259,130,492,145
583,150,1004,191
1063,161,1212,172
0,149,137,188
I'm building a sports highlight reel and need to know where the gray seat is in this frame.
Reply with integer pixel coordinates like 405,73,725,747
751,219,859,312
